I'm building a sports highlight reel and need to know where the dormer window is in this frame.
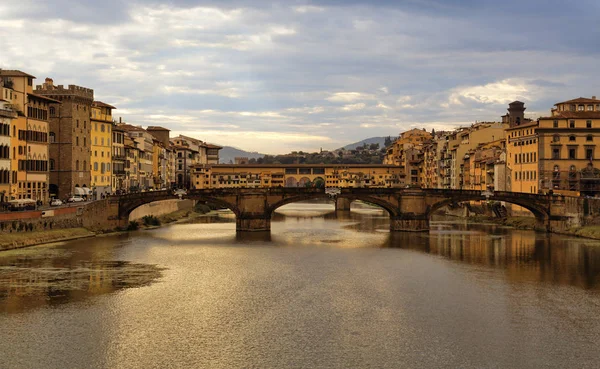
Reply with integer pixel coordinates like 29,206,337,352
578,105,585,111
588,105,594,111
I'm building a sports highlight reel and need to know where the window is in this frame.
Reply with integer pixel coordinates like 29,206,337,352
570,120,575,128
83,137,86,147
49,107,55,117
552,148,560,159
578,105,584,111
553,120,559,128
588,105,594,111
569,148,576,159
569,135,576,142
76,137,79,146
553,134,560,142
75,160,79,171
94,162,98,171
587,148,594,160
101,124,105,133
587,135,593,142
49,132,55,143
587,120,592,128
83,160,87,171
76,119,79,128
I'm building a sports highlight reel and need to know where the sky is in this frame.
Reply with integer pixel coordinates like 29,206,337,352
2,0,600,154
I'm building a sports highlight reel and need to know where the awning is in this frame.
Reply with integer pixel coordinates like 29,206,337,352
74,187,93,196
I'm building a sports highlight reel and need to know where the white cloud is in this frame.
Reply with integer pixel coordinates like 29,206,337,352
293,6,325,14
342,103,367,111
327,92,375,103
449,79,533,105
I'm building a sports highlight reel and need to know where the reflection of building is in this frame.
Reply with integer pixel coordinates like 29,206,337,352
191,164,402,189
538,97,600,196
35,78,93,199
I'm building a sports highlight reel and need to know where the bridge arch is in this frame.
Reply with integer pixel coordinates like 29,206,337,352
425,192,550,223
268,194,399,217
117,190,241,220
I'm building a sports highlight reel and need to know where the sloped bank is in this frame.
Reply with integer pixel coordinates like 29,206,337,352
0,200,210,251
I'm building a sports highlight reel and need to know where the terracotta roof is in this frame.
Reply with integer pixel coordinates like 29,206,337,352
27,93,61,103
190,164,404,169
0,70,36,78
147,126,170,131
93,101,116,109
201,143,222,149
555,97,600,105
117,123,146,132
540,112,600,119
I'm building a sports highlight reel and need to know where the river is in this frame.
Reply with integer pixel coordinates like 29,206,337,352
1,202,599,368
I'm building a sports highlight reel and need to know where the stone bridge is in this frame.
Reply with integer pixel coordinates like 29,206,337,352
82,187,583,233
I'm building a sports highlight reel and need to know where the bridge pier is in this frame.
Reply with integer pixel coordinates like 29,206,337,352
390,215,429,232
236,215,271,232
335,197,351,212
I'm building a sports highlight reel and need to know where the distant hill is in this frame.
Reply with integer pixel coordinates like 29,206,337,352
341,136,390,151
219,146,265,164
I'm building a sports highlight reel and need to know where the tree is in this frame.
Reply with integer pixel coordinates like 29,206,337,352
384,136,393,147
369,143,380,150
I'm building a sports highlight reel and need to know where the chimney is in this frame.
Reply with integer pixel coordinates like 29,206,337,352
43,77,54,89
593,96,597,100
119,117,122,123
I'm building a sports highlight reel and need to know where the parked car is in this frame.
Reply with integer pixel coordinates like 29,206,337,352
68,196,85,203
50,199,63,206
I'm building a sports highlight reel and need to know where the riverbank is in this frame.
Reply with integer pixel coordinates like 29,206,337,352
0,228,96,251
0,204,217,252
463,215,600,241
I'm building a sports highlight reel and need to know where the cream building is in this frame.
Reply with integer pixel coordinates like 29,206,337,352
91,101,115,198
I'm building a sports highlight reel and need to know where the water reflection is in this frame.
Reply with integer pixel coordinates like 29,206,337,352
386,220,600,290
0,235,164,314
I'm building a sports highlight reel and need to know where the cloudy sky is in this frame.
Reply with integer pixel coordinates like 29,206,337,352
2,1,599,153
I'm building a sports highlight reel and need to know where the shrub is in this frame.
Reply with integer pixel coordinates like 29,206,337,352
142,215,161,226
194,203,211,214
127,221,139,231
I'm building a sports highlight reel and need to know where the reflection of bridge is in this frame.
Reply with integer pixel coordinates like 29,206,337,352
83,187,584,233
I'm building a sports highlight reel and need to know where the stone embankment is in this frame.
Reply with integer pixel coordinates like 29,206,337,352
0,199,197,251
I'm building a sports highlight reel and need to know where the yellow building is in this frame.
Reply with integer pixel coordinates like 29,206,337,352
191,164,402,189
91,101,115,198
0,70,53,203
0,86,16,202
111,124,126,193
124,134,141,192
504,101,539,194
538,96,600,196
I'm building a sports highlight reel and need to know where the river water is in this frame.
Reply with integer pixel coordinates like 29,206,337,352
1,202,599,369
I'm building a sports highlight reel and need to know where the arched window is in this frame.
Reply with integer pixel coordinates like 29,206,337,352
94,162,98,171
552,134,560,143
75,160,79,171
569,135,576,142
49,159,55,170
83,160,87,171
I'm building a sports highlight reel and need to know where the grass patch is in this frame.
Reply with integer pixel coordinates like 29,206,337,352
565,226,600,240
0,228,95,251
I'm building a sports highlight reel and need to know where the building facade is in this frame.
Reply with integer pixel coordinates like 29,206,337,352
36,78,94,199
91,101,115,198
0,70,52,203
538,97,600,196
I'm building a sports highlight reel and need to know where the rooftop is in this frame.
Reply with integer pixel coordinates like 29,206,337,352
555,97,599,105
93,101,116,109
0,69,35,78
